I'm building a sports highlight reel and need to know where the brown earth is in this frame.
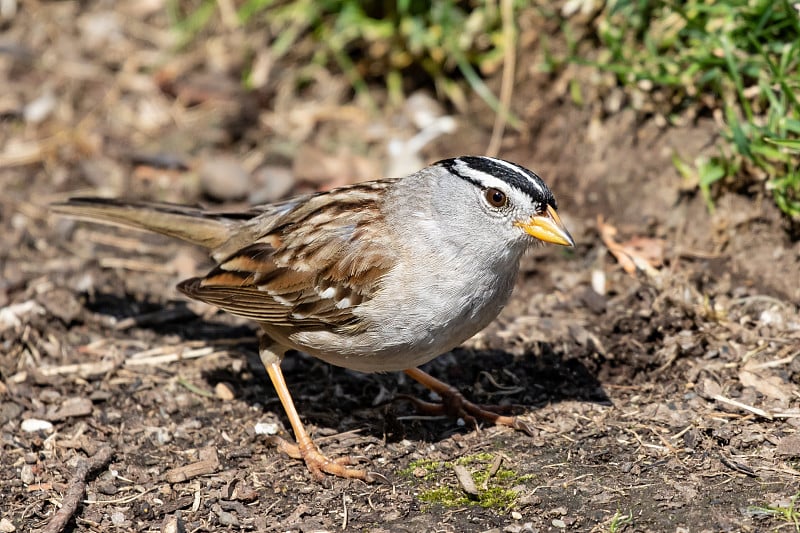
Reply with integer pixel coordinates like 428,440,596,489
1,2,799,532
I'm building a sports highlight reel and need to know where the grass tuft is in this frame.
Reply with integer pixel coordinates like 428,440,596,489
168,0,521,122
749,492,800,531
569,0,800,219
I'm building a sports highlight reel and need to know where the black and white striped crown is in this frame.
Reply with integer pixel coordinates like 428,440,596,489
436,156,556,208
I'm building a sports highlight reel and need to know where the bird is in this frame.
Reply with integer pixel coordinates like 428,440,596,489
52,155,575,482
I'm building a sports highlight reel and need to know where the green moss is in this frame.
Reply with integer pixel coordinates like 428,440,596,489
404,453,534,511
418,486,469,507
399,458,443,482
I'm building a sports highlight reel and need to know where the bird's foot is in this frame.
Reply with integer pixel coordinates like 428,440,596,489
402,368,535,436
267,436,386,483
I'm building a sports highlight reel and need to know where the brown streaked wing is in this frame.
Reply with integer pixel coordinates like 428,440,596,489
177,181,396,330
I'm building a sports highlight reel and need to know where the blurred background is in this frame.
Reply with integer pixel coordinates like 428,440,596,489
1,1,799,531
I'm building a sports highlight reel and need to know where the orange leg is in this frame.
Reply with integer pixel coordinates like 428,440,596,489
260,341,379,482
403,367,535,436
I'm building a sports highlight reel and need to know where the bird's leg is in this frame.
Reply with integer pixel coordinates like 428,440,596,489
402,367,535,436
259,339,376,482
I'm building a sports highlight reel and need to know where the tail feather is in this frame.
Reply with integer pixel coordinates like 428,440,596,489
51,197,240,250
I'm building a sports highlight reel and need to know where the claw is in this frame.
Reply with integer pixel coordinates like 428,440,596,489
402,368,535,436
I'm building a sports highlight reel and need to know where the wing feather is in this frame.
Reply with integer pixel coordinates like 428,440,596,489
177,181,396,330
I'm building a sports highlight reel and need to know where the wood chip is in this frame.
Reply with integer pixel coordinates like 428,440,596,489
48,398,93,421
165,446,220,483
452,464,479,498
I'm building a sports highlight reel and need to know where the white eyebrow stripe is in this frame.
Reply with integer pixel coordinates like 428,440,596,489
454,158,544,197
462,172,522,194
482,157,545,195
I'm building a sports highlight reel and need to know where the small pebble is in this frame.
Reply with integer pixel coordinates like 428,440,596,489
23,92,56,124
96,481,118,496
0,517,16,532
20,419,53,433
110,511,126,526
217,511,239,527
20,464,34,485
591,269,606,295
215,382,235,401
552,518,566,528
511,511,522,520
253,422,278,436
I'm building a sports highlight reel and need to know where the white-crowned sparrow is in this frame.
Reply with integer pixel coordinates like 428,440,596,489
53,155,574,482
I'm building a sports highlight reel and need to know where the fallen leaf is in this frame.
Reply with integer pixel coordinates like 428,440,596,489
597,216,664,278
738,369,792,402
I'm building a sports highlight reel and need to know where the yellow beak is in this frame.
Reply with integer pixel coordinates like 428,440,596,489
515,204,575,247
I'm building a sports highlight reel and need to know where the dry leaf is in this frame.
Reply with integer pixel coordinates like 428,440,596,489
597,215,664,278
738,369,792,403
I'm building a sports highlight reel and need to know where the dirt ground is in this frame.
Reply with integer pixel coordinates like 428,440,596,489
2,2,799,532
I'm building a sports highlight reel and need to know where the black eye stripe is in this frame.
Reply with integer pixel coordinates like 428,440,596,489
436,156,557,210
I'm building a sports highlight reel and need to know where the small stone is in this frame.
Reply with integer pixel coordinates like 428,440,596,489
20,419,53,433
552,518,567,528
0,517,16,532
591,269,606,295
217,511,238,527
24,92,56,124
253,422,278,436
110,511,126,525
215,382,235,401
511,511,522,520
23,453,37,464
20,464,35,484
96,481,118,495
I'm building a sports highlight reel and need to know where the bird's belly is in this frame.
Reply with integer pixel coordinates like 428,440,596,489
285,266,517,373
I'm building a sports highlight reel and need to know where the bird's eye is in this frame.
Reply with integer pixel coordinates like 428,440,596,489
484,188,508,208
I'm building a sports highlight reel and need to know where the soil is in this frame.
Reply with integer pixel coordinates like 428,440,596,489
1,2,799,532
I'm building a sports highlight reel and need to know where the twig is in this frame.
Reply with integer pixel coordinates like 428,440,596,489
341,492,348,530
42,447,114,533
164,446,220,483
712,394,774,420
453,464,479,498
482,454,504,490
39,346,225,377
